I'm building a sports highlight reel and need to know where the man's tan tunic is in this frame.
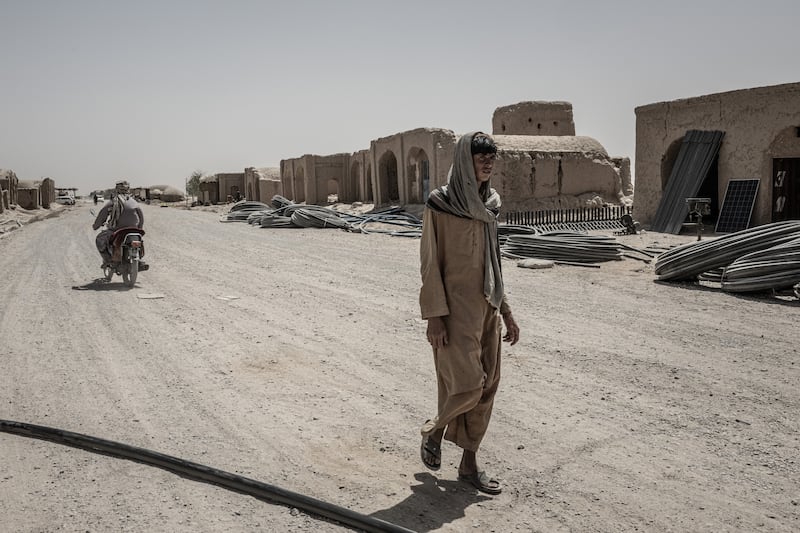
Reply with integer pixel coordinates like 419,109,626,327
419,208,510,452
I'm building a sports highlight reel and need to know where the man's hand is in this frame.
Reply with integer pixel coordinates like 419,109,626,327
426,316,448,350
502,311,520,346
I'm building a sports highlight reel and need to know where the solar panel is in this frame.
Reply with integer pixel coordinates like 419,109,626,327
715,179,760,233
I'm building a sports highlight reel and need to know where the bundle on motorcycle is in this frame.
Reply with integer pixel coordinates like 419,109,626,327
103,226,148,287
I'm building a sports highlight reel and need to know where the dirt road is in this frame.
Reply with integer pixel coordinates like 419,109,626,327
1,202,798,532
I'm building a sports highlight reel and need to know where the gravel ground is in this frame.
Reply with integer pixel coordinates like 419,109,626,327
1,201,798,532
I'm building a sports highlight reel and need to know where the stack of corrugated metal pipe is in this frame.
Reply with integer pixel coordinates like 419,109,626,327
500,231,627,263
221,196,423,234
654,220,800,294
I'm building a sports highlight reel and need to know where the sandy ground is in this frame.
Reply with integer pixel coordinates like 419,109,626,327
1,200,798,533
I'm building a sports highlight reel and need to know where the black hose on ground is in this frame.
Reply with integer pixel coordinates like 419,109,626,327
0,420,415,533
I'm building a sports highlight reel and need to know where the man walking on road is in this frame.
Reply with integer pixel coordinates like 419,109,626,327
418,132,520,495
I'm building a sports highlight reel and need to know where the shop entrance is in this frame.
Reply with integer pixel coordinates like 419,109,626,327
772,158,800,221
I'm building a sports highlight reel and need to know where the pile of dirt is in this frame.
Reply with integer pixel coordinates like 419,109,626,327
0,202,67,237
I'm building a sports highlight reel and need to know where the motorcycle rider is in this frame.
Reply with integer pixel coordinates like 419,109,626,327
92,180,146,269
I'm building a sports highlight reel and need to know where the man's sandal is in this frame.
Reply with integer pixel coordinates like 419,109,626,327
458,471,502,495
420,436,441,471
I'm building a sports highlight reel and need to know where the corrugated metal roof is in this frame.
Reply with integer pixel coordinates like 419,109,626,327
651,130,725,234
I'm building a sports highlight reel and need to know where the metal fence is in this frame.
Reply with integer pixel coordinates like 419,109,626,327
504,205,632,233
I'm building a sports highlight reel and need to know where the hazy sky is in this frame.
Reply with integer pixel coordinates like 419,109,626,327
1,0,798,195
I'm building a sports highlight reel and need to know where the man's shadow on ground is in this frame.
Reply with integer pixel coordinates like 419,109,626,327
72,278,134,291
370,472,491,533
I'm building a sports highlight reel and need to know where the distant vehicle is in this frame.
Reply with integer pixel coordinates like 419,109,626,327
96,195,105,203
55,195,76,205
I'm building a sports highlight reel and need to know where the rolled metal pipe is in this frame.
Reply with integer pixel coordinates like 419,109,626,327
720,237,800,292
501,232,624,263
654,221,800,280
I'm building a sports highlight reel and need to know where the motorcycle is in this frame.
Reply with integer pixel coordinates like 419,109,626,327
103,226,148,287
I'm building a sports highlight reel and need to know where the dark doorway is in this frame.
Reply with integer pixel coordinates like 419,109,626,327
379,151,399,204
651,130,725,234
772,158,800,221
366,165,373,203
696,154,720,223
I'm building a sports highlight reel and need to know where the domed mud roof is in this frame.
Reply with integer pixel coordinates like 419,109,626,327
493,135,608,157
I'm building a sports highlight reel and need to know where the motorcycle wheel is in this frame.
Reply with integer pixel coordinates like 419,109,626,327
123,260,138,287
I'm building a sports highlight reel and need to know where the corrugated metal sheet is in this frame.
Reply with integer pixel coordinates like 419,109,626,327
651,130,725,234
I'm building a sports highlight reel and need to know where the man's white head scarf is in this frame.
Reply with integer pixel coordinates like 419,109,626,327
426,132,504,310
110,181,132,229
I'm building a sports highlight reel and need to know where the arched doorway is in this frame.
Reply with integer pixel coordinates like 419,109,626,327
327,178,339,203
406,147,430,203
378,151,399,204
768,126,800,222
661,134,720,223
